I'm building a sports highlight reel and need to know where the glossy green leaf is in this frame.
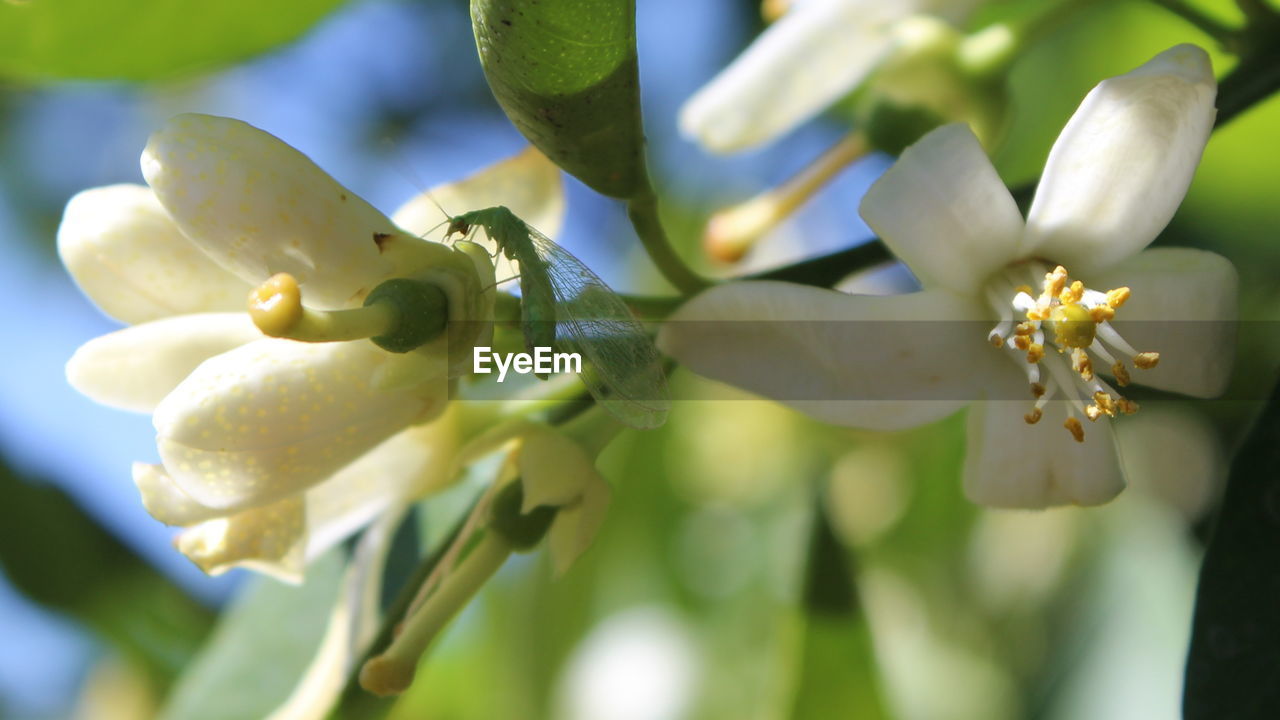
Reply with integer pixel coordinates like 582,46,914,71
0,0,347,81
1183,375,1280,719
470,0,648,199
159,552,343,720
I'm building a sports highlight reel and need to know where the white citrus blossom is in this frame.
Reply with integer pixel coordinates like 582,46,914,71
680,0,984,152
61,114,564,580
662,45,1236,508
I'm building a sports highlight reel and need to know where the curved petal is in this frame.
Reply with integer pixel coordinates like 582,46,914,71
659,281,1003,430
1087,247,1237,397
176,495,306,582
153,339,446,512
132,462,225,526
518,428,596,513
859,123,1024,296
963,401,1125,508
141,114,396,309
679,0,908,152
67,313,261,413
1023,45,1217,273
303,411,459,563
57,184,251,323
548,473,611,576
392,147,565,241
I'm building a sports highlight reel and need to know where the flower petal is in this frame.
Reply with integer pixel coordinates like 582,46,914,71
679,0,906,152
859,123,1024,296
963,401,1125,508
518,428,596,513
57,184,251,323
154,339,446,511
548,473,611,576
659,281,1002,430
141,114,396,309
67,313,261,413
1087,247,1236,397
392,147,565,241
303,411,459,563
176,495,306,582
132,462,225,526
1023,45,1217,273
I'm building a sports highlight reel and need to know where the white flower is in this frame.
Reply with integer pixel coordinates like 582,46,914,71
662,45,1236,508
61,114,563,579
680,0,983,152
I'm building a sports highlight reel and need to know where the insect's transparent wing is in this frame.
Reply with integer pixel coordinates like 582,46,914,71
527,228,670,430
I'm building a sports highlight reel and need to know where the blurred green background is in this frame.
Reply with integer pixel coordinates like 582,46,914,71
0,0,1276,718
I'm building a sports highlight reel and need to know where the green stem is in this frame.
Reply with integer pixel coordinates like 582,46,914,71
1216,26,1280,126
627,191,712,295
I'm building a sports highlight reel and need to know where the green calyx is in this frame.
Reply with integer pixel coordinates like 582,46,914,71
364,278,449,353
488,480,556,551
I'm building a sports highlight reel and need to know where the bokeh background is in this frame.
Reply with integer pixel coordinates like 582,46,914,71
1,0,1277,718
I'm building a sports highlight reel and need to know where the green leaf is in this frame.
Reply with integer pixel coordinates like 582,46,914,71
0,462,213,689
790,498,887,720
0,0,347,81
1184,374,1280,719
470,0,648,199
159,552,344,720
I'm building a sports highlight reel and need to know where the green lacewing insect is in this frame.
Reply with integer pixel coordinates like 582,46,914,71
445,206,670,430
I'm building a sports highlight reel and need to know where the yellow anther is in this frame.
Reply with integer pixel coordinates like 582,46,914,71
1025,408,1043,424
1134,352,1160,369
1059,280,1084,304
1106,287,1131,309
1048,303,1097,349
1111,362,1131,387
249,273,304,337
1064,416,1085,443
1026,343,1045,364
1044,266,1068,299
1013,335,1031,351
1014,322,1035,336
1071,347,1094,381
1031,383,1046,398
1092,391,1117,417
990,334,1005,348
1117,398,1140,415
1085,405,1103,421
1090,305,1116,323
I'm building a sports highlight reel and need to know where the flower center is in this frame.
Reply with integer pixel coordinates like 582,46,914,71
984,263,1160,443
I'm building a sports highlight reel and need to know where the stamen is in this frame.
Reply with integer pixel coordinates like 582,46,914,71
1111,362,1131,387
1025,408,1042,424
1106,287,1131,308
1063,416,1085,443
1026,343,1045,364
1134,352,1160,369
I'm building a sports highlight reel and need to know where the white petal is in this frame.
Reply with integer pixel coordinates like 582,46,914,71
57,184,251,323
392,147,565,241
142,114,396,309
679,0,907,152
1087,247,1236,397
963,401,1125,508
67,313,261,413
303,412,459,563
154,339,447,512
548,473,611,576
518,429,595,513
132,462,225,526
1116,405,1223,519
176,495,306,582
859,123,1024,296
1023,45,1217,273
659,281,1002,430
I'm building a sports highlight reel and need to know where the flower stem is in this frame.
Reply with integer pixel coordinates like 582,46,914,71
627,190,711,296
1148,0,1241,45
359,532,512,696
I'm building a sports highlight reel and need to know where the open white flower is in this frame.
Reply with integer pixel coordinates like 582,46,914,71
61,114,563,579
680,0,983,152
662,45,1236,508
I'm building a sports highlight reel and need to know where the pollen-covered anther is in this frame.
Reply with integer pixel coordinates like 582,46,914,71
1084,405,1103,421
1090,305,1116,323
1059,280,1084,304
1133,352,1160,370
1014,322,1035,336
1030,382,1046,398
1070,347,1094,381
990,334,1004,348
1092,391,1117,417
1106,287,1131,309
1117,398,1140,415
249,273,304,337
1013,335,1031,351
1025,343,1045,364
1111,362,1131,387
1063,416,1085,443
1024,408,1042,425
1044,266,1068,299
